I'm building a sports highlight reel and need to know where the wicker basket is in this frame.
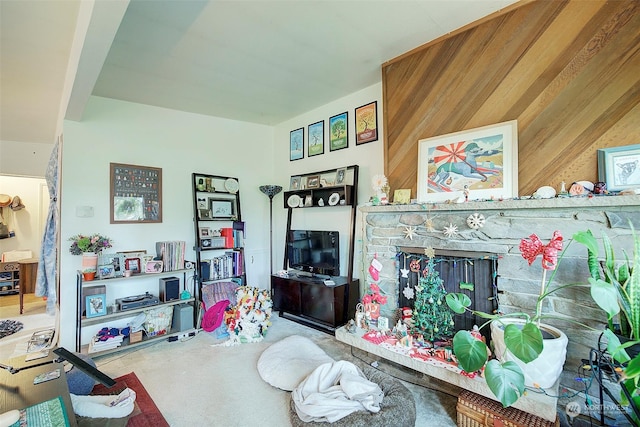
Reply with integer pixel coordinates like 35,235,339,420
457,390,558,427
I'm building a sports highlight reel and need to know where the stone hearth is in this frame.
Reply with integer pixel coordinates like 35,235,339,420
358,195,640,379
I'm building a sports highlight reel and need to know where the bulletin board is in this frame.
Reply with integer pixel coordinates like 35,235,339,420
110,163,162,223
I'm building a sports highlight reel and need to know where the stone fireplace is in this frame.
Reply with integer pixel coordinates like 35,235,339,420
358,195,640,382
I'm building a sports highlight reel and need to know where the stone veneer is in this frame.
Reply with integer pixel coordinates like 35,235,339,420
358,195,640,376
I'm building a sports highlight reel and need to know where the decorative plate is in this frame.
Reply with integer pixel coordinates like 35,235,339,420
224,178,239,194
328,192,340,206
287,194,301,208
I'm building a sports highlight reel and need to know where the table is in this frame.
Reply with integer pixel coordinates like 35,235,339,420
0,353,77,426
335,326,558,423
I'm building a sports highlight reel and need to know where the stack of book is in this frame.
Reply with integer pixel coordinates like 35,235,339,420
88,334,124,353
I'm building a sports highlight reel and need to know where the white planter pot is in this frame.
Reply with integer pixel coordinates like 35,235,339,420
490,319,568,389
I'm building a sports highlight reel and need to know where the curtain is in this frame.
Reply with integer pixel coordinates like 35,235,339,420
35,139,60,315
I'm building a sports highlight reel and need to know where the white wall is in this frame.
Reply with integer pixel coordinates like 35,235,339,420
59,96,275,349
0,175,49,259
272,83,385,285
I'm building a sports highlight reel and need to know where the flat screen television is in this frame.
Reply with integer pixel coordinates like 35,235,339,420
286,230,339,277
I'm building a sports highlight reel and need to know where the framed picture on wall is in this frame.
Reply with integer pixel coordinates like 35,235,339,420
597,144,640,192
307,121,324,157
355,101,378,145
329,112,348,151
110,163,162,224
417,120,518,203
290,128,304,161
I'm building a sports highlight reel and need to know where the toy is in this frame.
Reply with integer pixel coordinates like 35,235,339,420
401,307,414,329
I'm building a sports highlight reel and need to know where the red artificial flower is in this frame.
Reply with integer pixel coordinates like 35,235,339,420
519,231,563,271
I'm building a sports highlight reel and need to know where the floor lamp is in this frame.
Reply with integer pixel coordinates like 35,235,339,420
259,185,282,275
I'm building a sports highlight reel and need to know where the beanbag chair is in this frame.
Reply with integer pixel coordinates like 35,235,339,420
257,335,334,391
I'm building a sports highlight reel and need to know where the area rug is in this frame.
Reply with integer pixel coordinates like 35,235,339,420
0,319,23,339
90,372,169,427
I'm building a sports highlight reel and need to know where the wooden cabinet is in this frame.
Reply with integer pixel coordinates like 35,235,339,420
271,274,359,332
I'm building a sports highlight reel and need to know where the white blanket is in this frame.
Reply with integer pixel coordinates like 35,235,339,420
292,361,384,423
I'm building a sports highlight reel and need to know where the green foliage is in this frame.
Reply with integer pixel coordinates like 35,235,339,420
485,360,525,408
411,258,454,341
503,323,543,364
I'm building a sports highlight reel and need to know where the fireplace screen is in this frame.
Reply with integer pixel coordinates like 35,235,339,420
397,249,499,343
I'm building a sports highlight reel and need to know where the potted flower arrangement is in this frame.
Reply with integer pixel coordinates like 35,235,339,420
69,233,113,281
362,282,387,326
445,230,603,407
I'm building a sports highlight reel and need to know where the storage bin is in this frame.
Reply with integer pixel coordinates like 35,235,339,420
457,390,558,427
143,305,173,337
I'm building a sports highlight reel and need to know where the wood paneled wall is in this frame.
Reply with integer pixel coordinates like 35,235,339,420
383,0,640,198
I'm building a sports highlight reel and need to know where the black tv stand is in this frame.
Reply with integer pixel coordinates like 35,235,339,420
276,166,359,333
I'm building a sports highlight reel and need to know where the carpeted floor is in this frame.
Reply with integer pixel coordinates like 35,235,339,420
94,315,458,426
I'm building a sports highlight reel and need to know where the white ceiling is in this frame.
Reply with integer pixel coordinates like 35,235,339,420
0,0,517,145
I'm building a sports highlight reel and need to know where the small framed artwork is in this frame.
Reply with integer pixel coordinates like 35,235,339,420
308,121,324,157
329,112,348,151
198,209,212,220
335,167,347,185
98,253,125,277
417,120,518,203
290,128,304,161
124,257,141,274
86,294,107,318
393,189,411,204
199,227,211,238
145,260,164,273
304,195,313,207
598,144,640,192
290,176,302,190
97,264,115,279
355,101,378,145
306,175,320,189
210,198,236,219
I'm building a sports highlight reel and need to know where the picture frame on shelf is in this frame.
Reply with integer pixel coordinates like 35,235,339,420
124,257,141,274
290,128,304,161
417,120,518,203
197,196,208,209
209,198,237,219
306,175,320,189
335,167,347,185
307,120,324,157
355,101,378,145
329,112,348,151
393,189,411,204
110,163,162,224
199,227,211,238
198,209,212,220
86,294,107,318
97,264,115,279
145,260,164,273
304,195,313,207
98,253,125,277
597,144,640,192
290,176,302,190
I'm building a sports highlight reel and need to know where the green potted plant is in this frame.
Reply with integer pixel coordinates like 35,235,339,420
446,230,609,407
69,233,113,281
573,226,640,420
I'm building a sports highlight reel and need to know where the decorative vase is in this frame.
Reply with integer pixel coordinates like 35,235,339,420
82,252,98,273
82,271,96,281
490,319,568,389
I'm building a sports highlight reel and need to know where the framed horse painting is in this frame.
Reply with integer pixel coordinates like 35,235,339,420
417,120,518,203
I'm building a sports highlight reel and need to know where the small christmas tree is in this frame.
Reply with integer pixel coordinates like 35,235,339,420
411,257,454,341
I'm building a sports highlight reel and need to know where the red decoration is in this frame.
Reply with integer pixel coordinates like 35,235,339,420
519,230,563,271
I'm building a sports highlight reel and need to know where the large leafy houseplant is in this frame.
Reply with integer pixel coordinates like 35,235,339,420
574,226,640,419
446,230,617,407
